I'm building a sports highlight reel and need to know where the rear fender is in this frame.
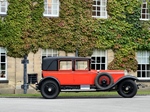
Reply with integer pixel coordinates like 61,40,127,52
37,77,60,91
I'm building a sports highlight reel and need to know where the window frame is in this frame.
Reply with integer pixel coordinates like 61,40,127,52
140,1,150,20
137,51,150,80
91,49,107,70
43,0,60,17
0,0,8,16
42,49,58,59
0,47,7,81
92,0,108,19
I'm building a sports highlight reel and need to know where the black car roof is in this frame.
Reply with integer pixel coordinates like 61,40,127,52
42,57,91,70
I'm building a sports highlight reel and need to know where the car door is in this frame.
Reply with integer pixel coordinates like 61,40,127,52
73,59,92,85
57,59,74,85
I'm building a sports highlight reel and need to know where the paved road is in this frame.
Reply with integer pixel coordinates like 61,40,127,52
0,96,150,112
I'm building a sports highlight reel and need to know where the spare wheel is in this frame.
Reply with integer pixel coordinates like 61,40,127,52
95,72,113,90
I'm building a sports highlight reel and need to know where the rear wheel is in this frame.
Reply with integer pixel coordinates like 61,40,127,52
40,80,60,99
117,80,137,98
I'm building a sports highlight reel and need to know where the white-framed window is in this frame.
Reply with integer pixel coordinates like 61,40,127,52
43,0,60,17
0,47,7,80
42,49,58,59
140,0,150,20
92,0,107,19
137,51,150,80
91,49,107,70
0,0,8,15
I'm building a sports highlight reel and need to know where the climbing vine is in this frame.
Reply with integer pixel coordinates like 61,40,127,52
0,0,150,71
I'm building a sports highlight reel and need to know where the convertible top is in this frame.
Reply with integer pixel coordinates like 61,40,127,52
42,57,91,71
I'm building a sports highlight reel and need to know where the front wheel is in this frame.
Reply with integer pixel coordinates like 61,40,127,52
117,80,137,98
40,80,60,99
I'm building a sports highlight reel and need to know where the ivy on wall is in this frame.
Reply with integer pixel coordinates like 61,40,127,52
0,0,150,71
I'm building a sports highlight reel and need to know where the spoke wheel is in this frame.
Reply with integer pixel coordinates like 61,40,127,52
41,80,60,99
117,80,137,98
95,73,113,90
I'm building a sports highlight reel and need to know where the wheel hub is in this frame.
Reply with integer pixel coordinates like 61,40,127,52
48,88,52,92
102,79,107,84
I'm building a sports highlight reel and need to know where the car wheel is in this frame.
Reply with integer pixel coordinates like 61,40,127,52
95,73,113,90
117,80,137,98
40,80,60,99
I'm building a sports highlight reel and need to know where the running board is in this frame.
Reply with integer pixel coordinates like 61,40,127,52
61,89,98,92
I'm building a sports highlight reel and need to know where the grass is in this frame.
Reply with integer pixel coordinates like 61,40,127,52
0,90,150,98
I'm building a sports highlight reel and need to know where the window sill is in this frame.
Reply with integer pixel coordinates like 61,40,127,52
0,13,7,16
0,80,9,83
92,16,108,19
140,18,150,21
43,14,59,18
137,78,150,82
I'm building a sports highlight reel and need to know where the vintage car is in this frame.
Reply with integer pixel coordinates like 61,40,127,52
36,57,138,99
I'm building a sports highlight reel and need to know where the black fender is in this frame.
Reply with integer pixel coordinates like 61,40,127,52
37,77,60,91
96,75,138,91
111,75,138,89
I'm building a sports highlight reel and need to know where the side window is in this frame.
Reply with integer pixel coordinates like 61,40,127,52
91,49,107,70
43,0,60,17
59,60,72,70
42,49,58,59
92,0,107,19
0,47,7,80
140,0,150,20
75,60,88,70
0,0,8,16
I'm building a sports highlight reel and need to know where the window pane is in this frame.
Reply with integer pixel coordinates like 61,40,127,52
137,71,141,77
1,2,6,6
97,1,100,5
101,64,105,70
147,71,150,77
142,64,145,70
1,56,5,62
147,65,150,70
102,57,105,63
91,64,95,69
1,63,5,70
97,57,100,63
1,7,6,12
0,71,5,78
142,71,146,77
60,61,72,70
76,60,88,70
96,64,100,70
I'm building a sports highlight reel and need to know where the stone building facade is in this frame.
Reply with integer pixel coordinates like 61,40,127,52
1,48,143,94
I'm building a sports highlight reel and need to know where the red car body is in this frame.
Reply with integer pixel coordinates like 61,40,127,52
42,70,124,85
37,57,138,99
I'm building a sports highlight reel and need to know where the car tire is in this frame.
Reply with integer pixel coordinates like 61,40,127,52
117,79,137,98
40,80,60,99
95,72,113,90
